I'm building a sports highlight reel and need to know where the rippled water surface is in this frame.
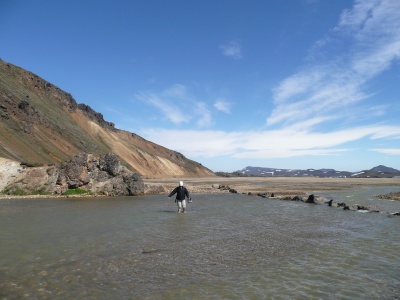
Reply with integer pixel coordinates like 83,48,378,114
1,187,400,299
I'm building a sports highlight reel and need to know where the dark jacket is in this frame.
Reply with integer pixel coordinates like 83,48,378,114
169,186,190,201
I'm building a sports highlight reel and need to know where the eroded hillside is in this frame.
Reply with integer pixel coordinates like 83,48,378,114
0,59,214,178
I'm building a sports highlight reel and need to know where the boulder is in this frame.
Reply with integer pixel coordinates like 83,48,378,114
219,184,231,190
348,205,359,211
57,153,92,186
368,205,380,213
18,99,30,111
122,169,144,196
347,204,369,211
305,194,315,203
257,192,270,198
99,153,121,176
67,181,80,189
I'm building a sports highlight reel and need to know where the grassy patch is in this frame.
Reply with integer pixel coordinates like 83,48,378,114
31,188,50,195
10,189,27,196
1,188,50,196
1,188,10,194
63,188,90,195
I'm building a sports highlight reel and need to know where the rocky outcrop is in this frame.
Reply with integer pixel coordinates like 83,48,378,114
57,152,144,196
2,153,144,196
78,103,115,131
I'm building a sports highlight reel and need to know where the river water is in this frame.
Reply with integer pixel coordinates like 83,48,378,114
1,186,399,299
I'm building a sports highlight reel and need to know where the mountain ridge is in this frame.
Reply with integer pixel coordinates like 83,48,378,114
216,165,400,178
217,165,400,178
0,59,214,178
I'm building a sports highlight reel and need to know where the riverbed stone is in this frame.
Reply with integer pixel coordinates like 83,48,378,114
257,192,270,198
305,194,315,203
219,184,231,190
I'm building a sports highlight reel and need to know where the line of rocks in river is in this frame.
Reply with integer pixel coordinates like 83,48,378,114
213,184,400,216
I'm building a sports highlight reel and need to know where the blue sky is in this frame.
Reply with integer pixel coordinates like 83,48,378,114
1,0,399,172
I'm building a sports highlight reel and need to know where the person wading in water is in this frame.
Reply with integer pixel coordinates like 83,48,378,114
168,181,191,213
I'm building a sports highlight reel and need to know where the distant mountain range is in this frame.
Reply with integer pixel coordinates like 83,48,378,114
216,165,400,178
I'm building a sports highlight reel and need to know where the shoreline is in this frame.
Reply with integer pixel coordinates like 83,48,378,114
1,176,399,200
144,176,400,195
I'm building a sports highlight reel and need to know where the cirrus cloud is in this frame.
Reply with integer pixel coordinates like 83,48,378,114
220,40,242,59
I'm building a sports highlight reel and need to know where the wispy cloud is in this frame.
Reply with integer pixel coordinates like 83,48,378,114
268,0,400,130
135,85,190,125
214,99,231,114
142,125,400,159
370,148,400,155
135,84,215,128
195,102,212,127
220,40,242,59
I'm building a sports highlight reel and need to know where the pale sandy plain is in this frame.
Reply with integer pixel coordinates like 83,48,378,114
145,176,400,197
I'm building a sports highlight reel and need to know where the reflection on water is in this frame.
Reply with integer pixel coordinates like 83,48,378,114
1,187,399,299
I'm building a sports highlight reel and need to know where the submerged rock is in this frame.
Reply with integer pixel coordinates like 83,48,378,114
292,195,303,201
305,194,315,203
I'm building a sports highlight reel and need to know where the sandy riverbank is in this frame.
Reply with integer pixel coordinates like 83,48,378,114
144,176,400,196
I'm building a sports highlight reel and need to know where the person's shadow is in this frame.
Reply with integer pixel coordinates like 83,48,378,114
158,210,177,213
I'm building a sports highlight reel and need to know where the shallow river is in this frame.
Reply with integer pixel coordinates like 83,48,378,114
1,186,399,299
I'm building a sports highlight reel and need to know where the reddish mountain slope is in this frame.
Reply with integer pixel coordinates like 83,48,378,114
0,59,214,178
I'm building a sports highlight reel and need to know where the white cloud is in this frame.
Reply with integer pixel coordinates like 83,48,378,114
220,41,242,59
233,148,348,159
370,148,400,155
141,124,400,159
214,99,231,114
141,129,243,157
